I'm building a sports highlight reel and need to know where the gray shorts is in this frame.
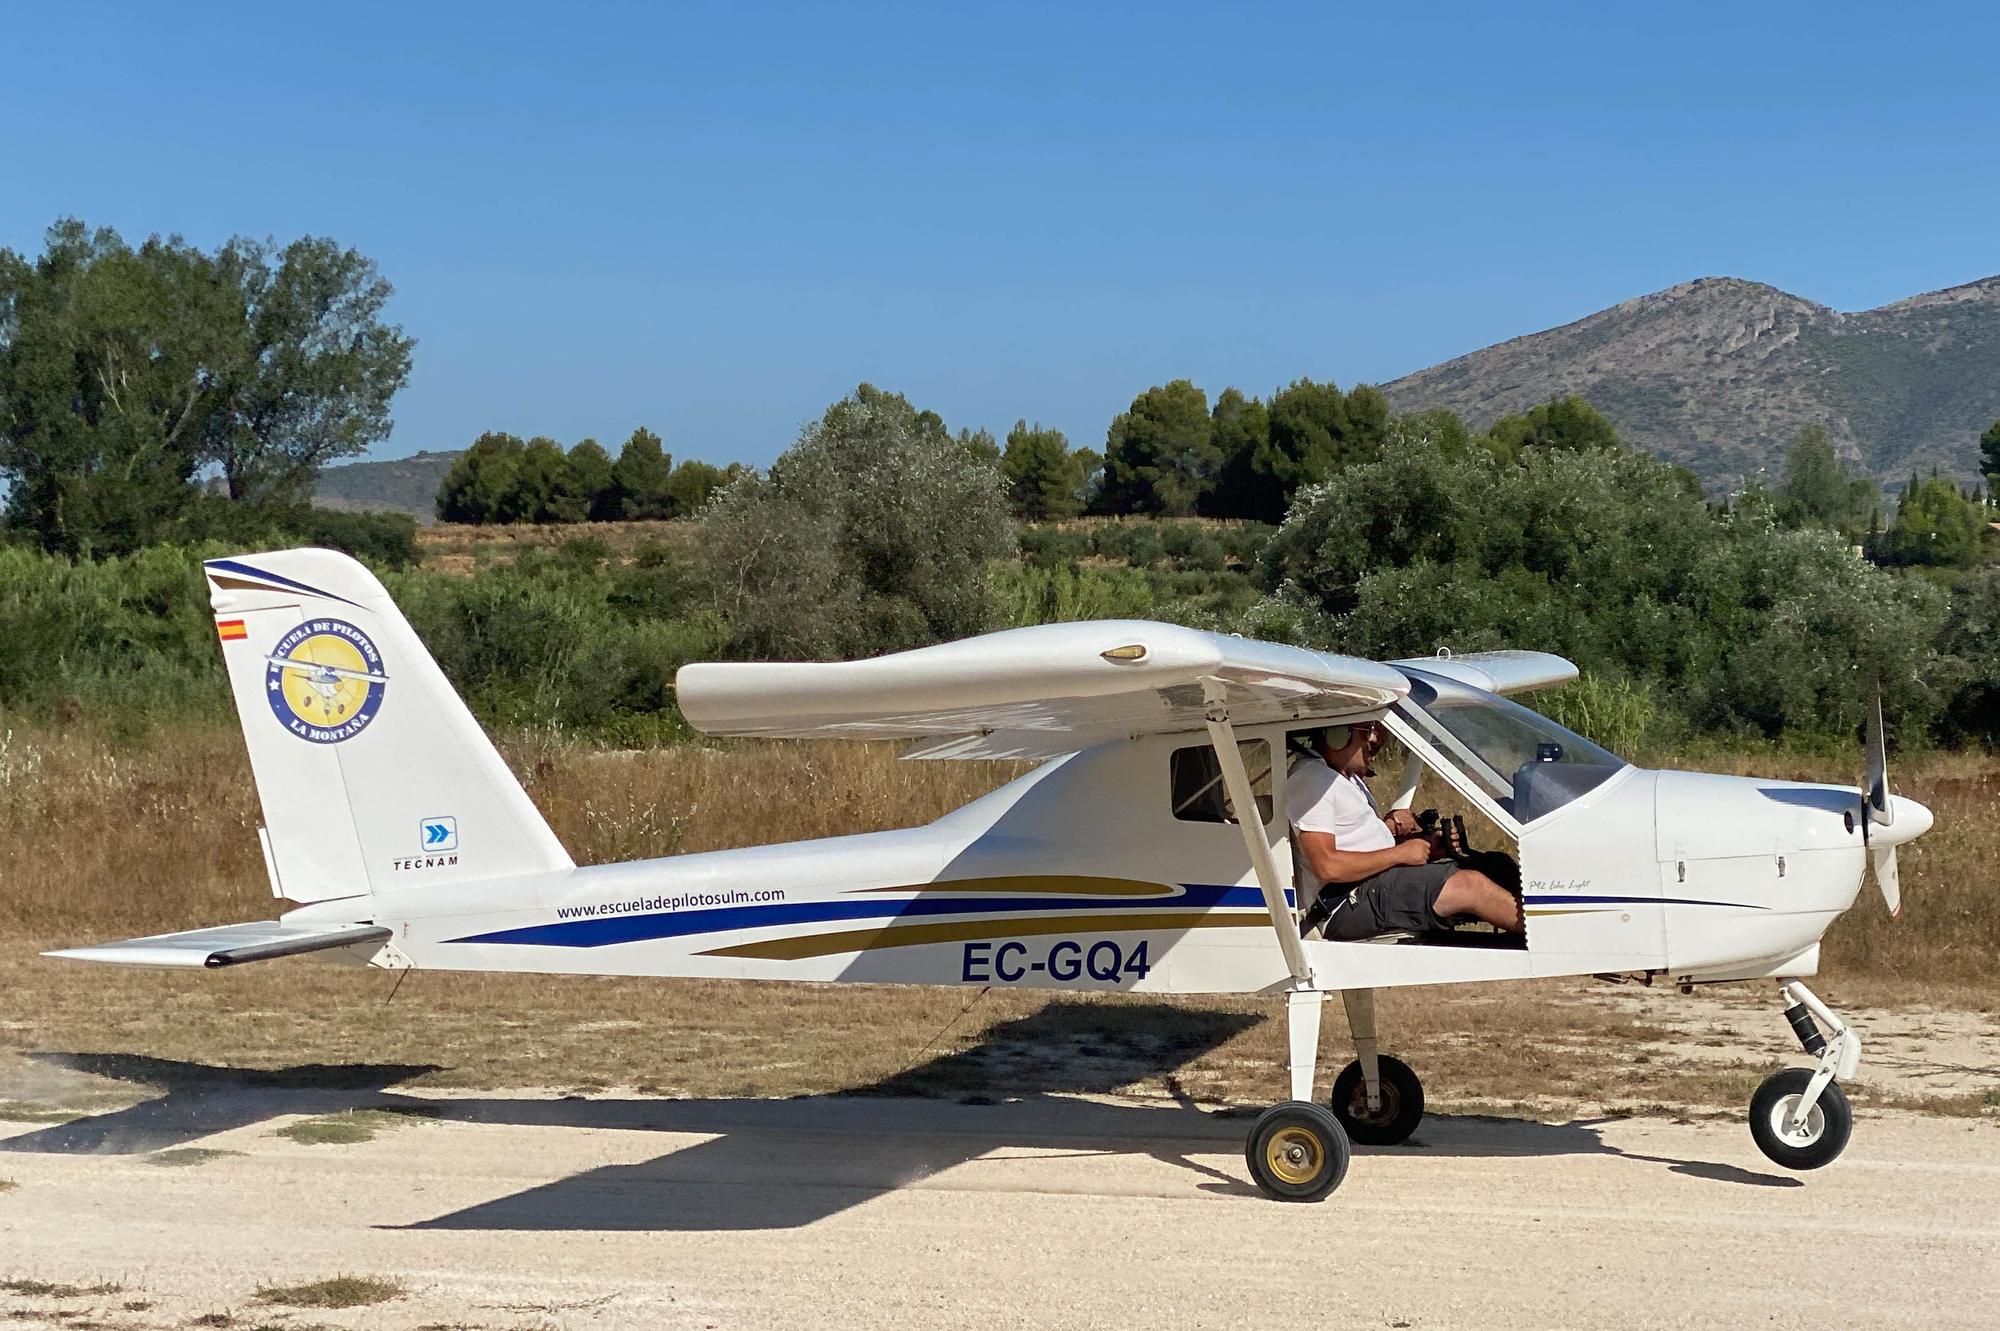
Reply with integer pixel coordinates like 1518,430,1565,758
1320,862,1456,941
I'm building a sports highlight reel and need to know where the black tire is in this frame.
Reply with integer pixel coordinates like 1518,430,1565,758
1329,1055,1426,1146
1749,1068,1852,1170
1244,1100,1352,1202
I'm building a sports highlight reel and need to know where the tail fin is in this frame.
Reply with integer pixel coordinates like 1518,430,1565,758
205,549,572,903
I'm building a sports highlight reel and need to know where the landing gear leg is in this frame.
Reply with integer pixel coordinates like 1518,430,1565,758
1287,988,1323,1103
1344,987,1381,1111
1329,988,1425,1145
1749,980,1857,1170
1244,990,1350,1201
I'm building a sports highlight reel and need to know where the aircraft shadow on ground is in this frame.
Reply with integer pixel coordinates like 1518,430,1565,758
3,1001,1798,1230
0,1055,442,1156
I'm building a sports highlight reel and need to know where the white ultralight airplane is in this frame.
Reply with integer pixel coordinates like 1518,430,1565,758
50,549,1936,1201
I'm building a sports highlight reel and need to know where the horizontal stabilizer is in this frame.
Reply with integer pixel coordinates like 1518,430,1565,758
43,922,392,969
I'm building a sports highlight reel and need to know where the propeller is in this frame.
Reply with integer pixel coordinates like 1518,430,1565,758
1861,693,1902,919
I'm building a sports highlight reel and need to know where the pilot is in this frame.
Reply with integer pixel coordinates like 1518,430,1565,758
1287,722,1522,941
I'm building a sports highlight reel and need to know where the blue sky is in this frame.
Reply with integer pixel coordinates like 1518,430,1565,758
4,2,1995,467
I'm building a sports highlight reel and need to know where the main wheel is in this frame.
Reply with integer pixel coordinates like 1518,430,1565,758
1245,1100,1351,1202
1749,1068,1852,1170
1329,1055,1425,1146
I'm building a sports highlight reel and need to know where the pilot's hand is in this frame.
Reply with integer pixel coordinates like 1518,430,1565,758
1393,837,1433,866
1385,808,1420,838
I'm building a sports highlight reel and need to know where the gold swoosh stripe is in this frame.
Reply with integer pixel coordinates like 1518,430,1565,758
207,574,296,595
848,875,1174,898
700,910,1269,961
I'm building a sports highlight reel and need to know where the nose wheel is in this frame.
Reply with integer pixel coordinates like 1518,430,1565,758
1750,1068,1852,1169
1749,980,1859,1171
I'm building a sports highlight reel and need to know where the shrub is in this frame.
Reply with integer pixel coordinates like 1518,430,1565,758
702,385,1015,660
991,563,1157,626
1260,437,1947,743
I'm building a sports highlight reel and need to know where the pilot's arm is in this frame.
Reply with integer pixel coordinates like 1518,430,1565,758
1296,828,1431,885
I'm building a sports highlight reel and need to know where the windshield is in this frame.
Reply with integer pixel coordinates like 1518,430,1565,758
1397,668,1628,823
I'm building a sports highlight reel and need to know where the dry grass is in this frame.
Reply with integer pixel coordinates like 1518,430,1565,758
0,724,1017,936
252,1276,403,1309
415,519,696,573
0,722,1993,1122
272,1107,438,1145
0,1280,122,1298
145,1148,242,1167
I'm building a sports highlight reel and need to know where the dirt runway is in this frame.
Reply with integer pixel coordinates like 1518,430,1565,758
3,1091,1995,1330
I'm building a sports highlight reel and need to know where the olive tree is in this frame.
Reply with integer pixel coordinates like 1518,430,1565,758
702,384,1016,660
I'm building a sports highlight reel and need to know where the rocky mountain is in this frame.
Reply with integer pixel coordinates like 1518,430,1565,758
318,275,2000,516
1384,275,2000,489
313,449,462,523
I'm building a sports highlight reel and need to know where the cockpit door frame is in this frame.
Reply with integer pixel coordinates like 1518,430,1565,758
1377,708,1524,838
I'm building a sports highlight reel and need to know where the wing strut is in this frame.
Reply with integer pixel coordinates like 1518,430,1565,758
1202,679,1313,986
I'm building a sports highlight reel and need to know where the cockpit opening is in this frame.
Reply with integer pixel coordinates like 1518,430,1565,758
1284,721,1526,950
1395,667,1628,824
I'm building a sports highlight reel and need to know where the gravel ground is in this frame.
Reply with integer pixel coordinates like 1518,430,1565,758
3,1088,1995,1330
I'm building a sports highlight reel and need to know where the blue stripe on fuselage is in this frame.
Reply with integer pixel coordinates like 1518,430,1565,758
444,883,1273,949
1521,894,1767,910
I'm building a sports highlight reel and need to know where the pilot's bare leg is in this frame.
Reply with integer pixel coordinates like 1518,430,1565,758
1433,869,1522,932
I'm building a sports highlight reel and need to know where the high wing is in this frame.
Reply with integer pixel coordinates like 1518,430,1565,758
1388,650,1577,696
676,620,1411,759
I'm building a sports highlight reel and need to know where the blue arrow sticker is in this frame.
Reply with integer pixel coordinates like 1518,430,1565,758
420,817,458,852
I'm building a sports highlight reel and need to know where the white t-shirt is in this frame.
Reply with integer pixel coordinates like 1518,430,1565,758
1286,758,1394,892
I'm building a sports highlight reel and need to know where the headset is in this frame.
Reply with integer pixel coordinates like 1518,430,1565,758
1289,723,1355,759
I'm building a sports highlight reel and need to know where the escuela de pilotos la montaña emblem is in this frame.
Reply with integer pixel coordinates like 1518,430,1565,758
265,618,388,743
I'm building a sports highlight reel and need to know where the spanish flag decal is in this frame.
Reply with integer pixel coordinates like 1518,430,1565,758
216,619,248,642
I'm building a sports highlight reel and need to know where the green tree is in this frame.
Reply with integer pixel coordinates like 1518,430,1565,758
1344,384,1391,451
611,427,674,519
701,384,1015,659
201,235,413,503
1204,388,1273,520
0,222,240,553
1238,379,1393,523
495,437,568,523
1260,432,1943,739
1256,378,1352,518
1875,475,1987,567
1981,419,2000,488
957,427,1000,465
1398,407,1476,457
0,220,411,552
566,438,617,520
1935,567,2000,743
665,458,730,515
435,432,524,523
999,420,1085,521
1486,395,1620,459
1099,379,1215,515
1071,446,1104,511
1776,424,1876,538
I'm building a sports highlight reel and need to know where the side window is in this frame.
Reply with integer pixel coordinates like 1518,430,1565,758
1170,740,1273,825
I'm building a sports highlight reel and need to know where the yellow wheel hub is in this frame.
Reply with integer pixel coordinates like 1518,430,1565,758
1265,1125,1325,1185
